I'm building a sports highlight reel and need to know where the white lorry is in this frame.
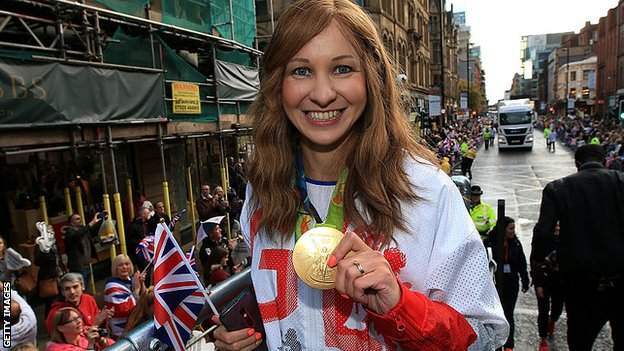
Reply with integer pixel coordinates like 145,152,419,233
496,99,535,150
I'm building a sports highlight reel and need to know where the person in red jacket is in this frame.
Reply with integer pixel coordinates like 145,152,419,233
46,307,114,351
46,273,113,335
211,0,508,349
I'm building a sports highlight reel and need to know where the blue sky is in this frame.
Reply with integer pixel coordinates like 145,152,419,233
449,0,617,103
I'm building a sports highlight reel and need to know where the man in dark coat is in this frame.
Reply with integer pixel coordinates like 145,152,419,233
196,184,215,221
62,213,100,284
532,144,624,350
126,206,152,269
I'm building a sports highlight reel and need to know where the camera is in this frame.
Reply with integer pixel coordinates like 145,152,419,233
97,328,109,337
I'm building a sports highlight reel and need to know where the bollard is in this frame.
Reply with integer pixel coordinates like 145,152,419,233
75,186,85,225
113,192,126,255
162,181,172,219
103,194,116,257
64,187,73,216
495,199,506,297
220,166,232,239
126,178,134,221
89,263,96,295
186,167,197,239
39,195,49,224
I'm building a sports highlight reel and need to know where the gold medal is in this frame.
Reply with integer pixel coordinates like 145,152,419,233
292,227,343,290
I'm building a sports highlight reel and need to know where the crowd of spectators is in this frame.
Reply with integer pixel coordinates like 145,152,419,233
421,117,491,177
0,158,249,351
537,115,624,171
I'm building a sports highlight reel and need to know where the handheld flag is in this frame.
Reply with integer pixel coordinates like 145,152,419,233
196,216,225,246
136,235,155,262
153,223,206,351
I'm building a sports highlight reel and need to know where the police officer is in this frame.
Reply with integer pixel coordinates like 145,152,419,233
483,127,491,150
469,185,496,241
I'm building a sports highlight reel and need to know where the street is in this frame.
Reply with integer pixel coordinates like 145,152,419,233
472,131,614,351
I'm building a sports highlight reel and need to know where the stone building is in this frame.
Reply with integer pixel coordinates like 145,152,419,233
429,0,458,120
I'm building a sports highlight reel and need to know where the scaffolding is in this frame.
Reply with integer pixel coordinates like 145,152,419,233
0,0,260,255
0,0,260,123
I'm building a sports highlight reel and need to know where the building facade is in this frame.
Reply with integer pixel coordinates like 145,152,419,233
429,0,458,119
596,6,620,116
556,56,597,115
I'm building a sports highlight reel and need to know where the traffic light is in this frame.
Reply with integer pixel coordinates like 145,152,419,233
620,100,624,120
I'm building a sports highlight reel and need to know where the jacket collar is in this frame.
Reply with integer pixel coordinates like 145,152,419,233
579,161,605,171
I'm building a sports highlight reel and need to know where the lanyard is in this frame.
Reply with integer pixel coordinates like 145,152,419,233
294,154,348,242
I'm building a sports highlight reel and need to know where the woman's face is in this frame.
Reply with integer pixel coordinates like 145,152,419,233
282,20,367,151
505,222,516,239
58,311,83,336
116,259,132,279
0,238,5,254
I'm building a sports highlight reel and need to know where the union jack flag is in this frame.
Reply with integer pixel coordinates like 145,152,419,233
104,278,136,337
186,246,197,274
153,223,206,351
136,235,155,262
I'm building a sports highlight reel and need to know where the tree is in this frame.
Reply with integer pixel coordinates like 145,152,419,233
457,80,483,113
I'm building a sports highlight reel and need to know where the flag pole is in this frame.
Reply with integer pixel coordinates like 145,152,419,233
185,325,217,349
158,221,220,317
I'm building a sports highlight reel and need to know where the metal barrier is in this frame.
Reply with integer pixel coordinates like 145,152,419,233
103,268,254,351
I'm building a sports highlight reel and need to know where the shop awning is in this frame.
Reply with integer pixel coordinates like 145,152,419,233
0,58,165,126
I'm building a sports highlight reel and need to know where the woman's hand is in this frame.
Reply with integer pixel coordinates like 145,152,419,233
211,315,263,351
132,271,147,296
328,231,401,315
94,307,114,326
84,326,100,347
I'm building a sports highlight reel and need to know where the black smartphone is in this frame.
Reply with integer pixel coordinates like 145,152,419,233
219,290,268,351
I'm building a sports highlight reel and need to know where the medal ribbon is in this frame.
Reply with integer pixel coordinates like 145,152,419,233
294,154,348,242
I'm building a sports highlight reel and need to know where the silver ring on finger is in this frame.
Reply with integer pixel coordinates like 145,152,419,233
353,260,365,275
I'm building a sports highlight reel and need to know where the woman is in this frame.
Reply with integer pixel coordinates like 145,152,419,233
212,1,507,350
104,254,146,338
205,246,244,286
124,287,154,333
46,307,113,351
489,217,529,351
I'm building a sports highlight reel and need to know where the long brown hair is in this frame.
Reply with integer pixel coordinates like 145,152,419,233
247,0,436,243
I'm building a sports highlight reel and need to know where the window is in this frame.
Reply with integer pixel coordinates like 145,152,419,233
499,112,532,125
409,4,415,29
433,74,441,85
382,0,393,14
255,0,268,17
570,71,576,81
583,69,592,81
399,43,407,74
